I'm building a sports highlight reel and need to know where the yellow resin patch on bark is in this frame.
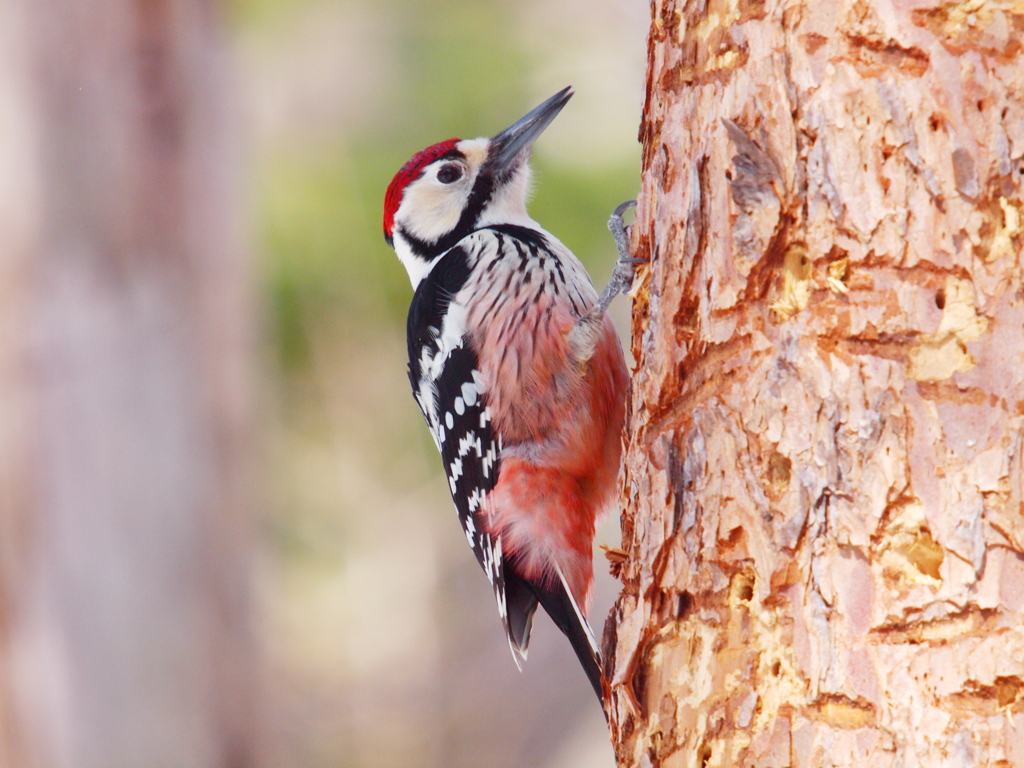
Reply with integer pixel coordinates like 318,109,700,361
825,256,850,294
988,197,1023,262
769,244,812,320
918,0,1024,41
946,675,1024,717
876,496,945,584
874,605,994,644
807,694,877,728
908,276,989,381
908,336,976,381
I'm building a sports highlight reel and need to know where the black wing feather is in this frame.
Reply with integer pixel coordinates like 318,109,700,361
407,244,518,645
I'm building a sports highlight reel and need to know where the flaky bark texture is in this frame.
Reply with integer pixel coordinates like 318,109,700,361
607,0,1024,765
0,2,256,766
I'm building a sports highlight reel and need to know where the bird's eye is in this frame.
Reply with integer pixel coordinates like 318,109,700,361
437,164,463,184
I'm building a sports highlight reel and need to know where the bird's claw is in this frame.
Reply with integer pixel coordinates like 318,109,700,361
611,199,637,220
598,200,639,314
607,199,636,260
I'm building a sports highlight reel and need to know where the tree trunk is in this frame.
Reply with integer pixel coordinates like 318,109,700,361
607,1,1024,765
0,2,256,766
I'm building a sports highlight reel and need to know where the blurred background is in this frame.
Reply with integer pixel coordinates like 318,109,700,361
0,0,646,766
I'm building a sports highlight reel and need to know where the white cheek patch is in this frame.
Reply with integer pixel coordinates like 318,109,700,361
402,182,468,243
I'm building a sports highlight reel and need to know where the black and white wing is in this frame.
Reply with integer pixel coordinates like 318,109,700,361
405,243,540,665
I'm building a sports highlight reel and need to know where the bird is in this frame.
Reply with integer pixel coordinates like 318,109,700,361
382,86,635,702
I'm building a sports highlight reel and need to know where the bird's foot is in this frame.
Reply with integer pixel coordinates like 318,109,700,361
597,200,641,314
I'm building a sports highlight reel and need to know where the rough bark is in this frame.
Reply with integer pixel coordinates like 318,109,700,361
0,2,256,766
607,0,1024,765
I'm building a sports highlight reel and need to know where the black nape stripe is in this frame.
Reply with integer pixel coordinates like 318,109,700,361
487,224,549,251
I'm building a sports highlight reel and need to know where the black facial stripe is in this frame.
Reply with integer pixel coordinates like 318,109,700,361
457,169,495,232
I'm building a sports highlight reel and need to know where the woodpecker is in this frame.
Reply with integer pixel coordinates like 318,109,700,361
383,87,635,702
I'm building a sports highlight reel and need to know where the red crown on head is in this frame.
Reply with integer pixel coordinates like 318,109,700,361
384,138,462,238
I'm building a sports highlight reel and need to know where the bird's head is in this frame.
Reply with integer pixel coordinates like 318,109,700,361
384,87,573,286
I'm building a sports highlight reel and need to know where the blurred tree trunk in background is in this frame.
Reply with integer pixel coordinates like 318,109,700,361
0,1,256,766
607,0,1024,765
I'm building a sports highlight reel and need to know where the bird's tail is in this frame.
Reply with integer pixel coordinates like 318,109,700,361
502,559,605,709
533,563,604,705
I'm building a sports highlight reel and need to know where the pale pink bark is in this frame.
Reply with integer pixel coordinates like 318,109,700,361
608,1,1024,765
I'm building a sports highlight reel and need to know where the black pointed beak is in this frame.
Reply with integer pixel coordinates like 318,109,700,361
488,86,573,176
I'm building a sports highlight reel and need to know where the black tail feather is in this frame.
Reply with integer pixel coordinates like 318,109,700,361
530,575,604,705
503,567,540,656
